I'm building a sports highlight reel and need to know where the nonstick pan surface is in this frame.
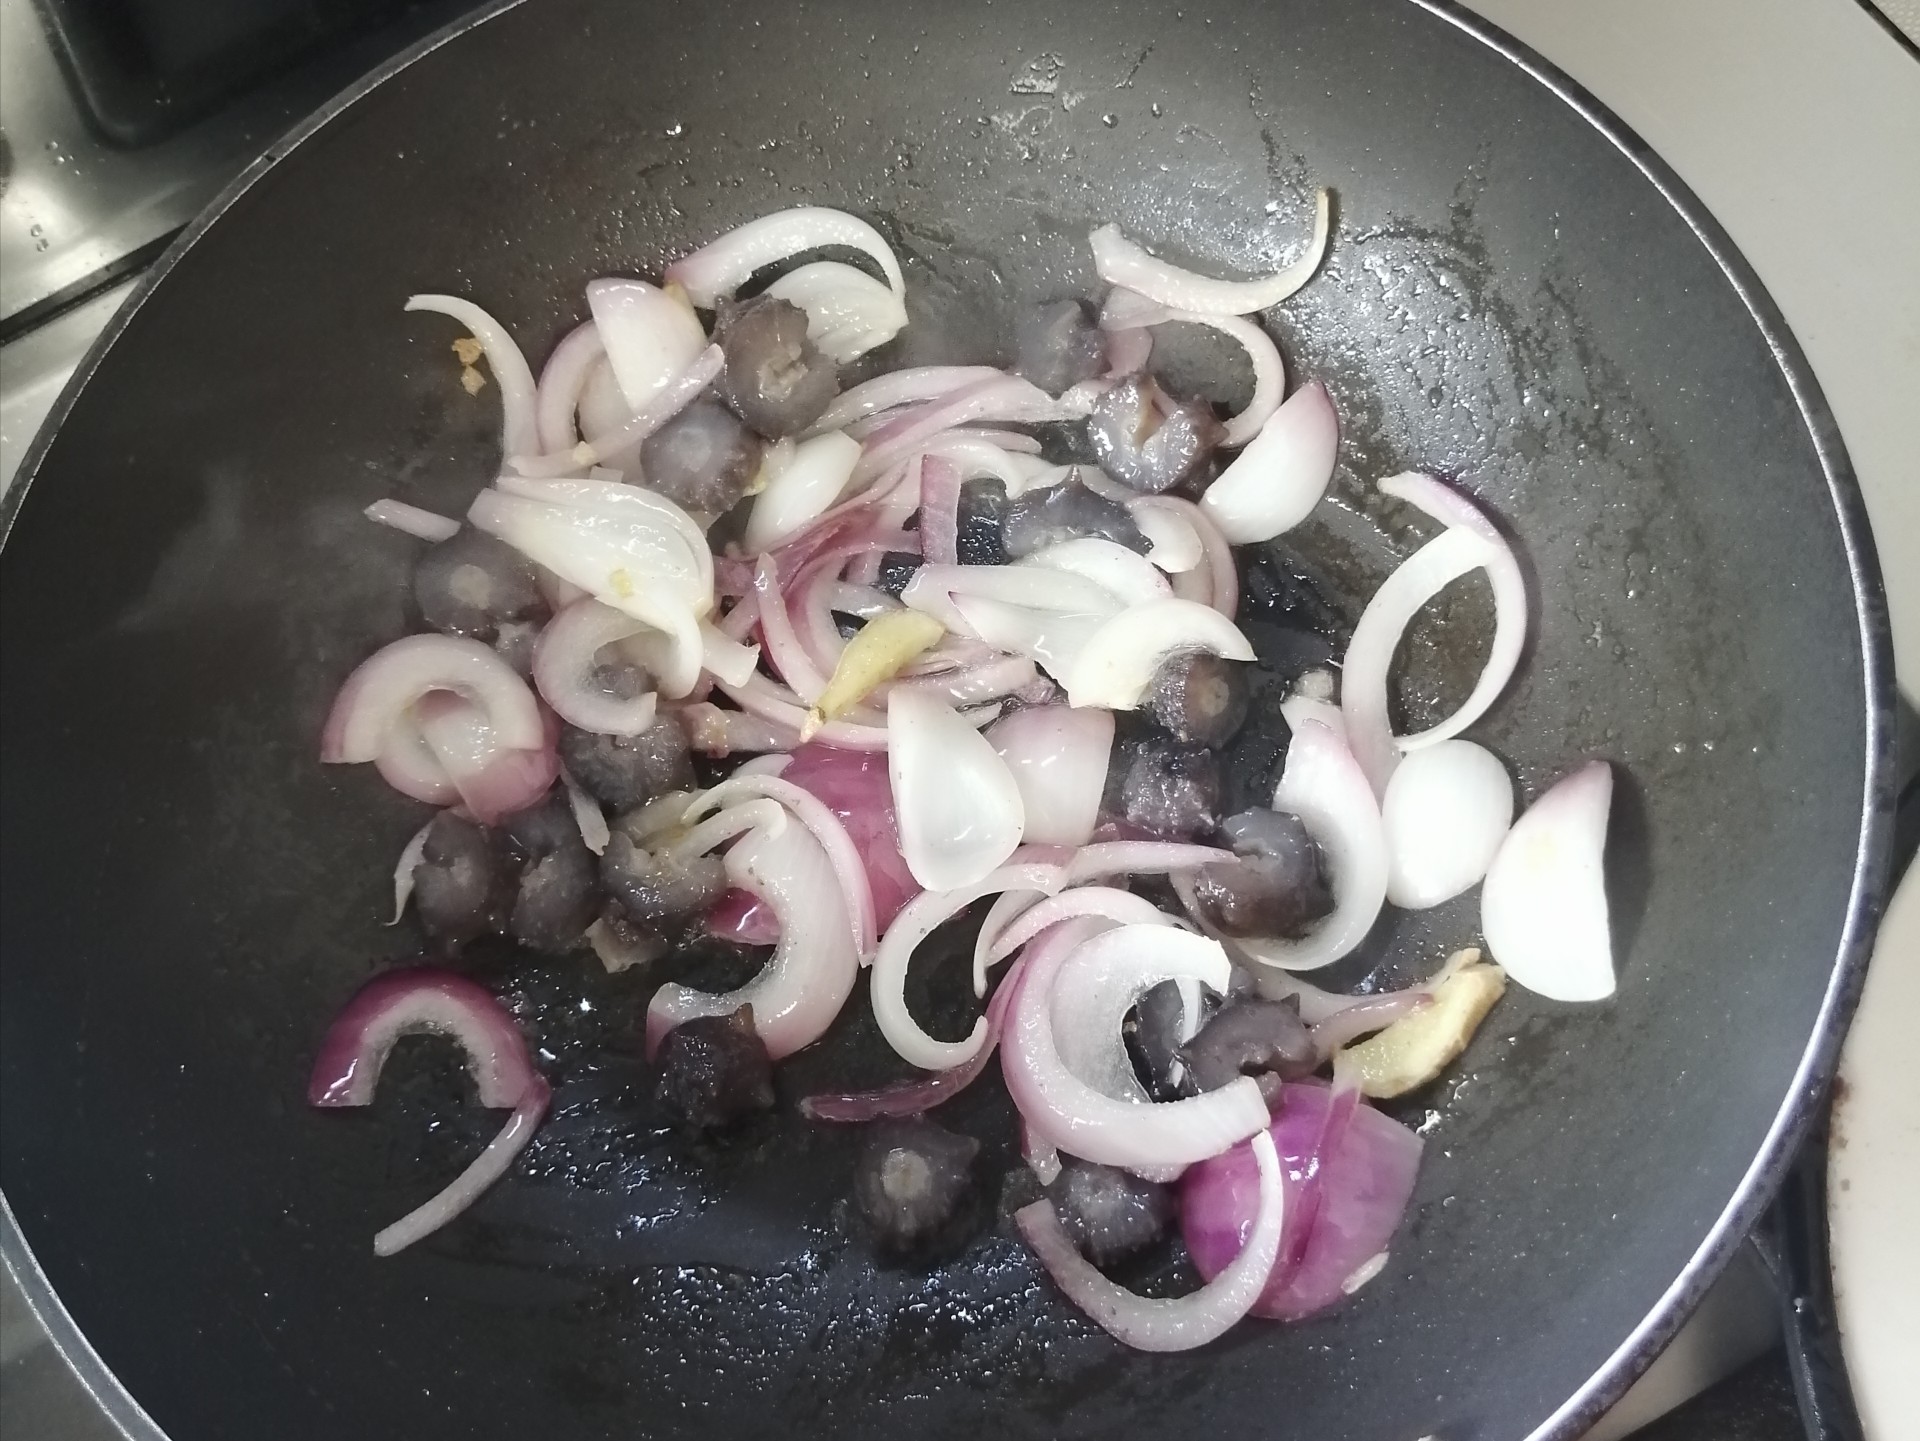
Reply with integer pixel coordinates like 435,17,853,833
0,1,1894,1438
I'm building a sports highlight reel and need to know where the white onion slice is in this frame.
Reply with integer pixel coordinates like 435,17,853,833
900,562,1123,634
531,598,660,736
951,595,1113,682
534,320,607,453
698,621,762,688
1279,667,1344,740
1088,189,1331,316
665,206,906,309
1064,598,1255,710
404,294,539,458
1016,1129,1281,1351
364,499,460,543
870,858,1069,1070
1099,289,1285,446
986,704,1112,849
646,812,859,1059
766,260,909,362
321,634,544,764
854,376,1067,485
508,344,723,477
1127,498,1203,574
806,365,1003,437
685,774,876,960
1382,739,1514,909
744,431,862,551
1021,539,1172,607
586,278,708,410
560,769,609,855
1234,719,1388,973
917,433,1038,490
889,689,1025,891
1480,761,1615,1002
1002,924,1269,1170
410,691,558,824
978,885,1178,979
1199,381,1339,544
1049,925,1232,1108
1341,473,1527,793
374,1080,550,1257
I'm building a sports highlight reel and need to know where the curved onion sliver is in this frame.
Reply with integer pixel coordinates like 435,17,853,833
1087,190,1331,317
404,294,539,458
531,598,661,736
1020,538,1171,607
1099,289,1285,447
1064,598,1255,710
888,689,1024,891
1199,381,1339,545
766,260,909,363
665,206,906,309
586,278,707,411
744,431,862,551
321,634,544,764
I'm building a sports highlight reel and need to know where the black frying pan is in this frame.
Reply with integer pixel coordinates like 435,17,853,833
0,1,1895,1438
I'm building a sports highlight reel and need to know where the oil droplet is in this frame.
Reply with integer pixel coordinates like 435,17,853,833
664,122,686,138
1100,113,1116,127
1149,101,1162,117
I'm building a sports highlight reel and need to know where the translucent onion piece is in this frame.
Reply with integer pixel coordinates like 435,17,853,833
744,431,862,551
685,773,877,960
919,456,964,565
889,689,1025,891
951,595,1112,684
1017,1129,1281,1352
1233,719,1388,973
646,809,859,1059
1127,497,1203,574
699,621,762,688
561,768,610,855
666,206,906,309
767,259,909,362
1021,538,1172,607
364,498,460,543
986,704,1113,849
321,634,544,764
1099,289,1285,447
1199,381,1339,544
586,278,708,410
507,344,723,477
1002,923,1270,1171
854,375,1066,485
1381,739,1513,909
1480,761,1615,1003
404,294,539,458
901,562,1123,634
870,857,1069,1070
475,474,714,613
533,319,606,453
1341,472,1527,792
413,690,559,824
978,885,1178,979
1049,924,1232,1104
807,365,1004,437
1087,190,1331,316
1064,598,1255,710
918,433,1039,489
532,597,661,736
389,817,435,924
374,1080,549,1257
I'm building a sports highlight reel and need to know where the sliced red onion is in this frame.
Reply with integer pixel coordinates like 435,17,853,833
1182,1080,1421,1320
1199,381,1339,544
766,259,909,362
918,456,964,566
807,365,1004,437
646,808,860,1059
665,206,906,310
388,818,435,924
413,690,559,824
1023,1120,1064,1185
533,319,608,453
309,967,537,1109
1021,538,1171,607
321,634,544,764
686,773,876,960
364,499,460,543
1341,473,1527,792
475,474,714,612
1381,739,1513,909
1018,1129,1281,1352
715,674,888,750
1048,923,1228,1104
586,278,706,409
977,885,1177,979
744,431,863,551
1065,839,1233,886
986,704,1112,849
1127,498,1203,575
1088,190,1331,317
1225,720,1387,974
1002,924,1268,1171
373,727,461,806
889,688,1025,891
531,598,659,735
1064,598,1255,710
800,954,1030,1122
1279,667,1344,740
1481,761,1615,1002
855,375,1066,485
404,294,539,458
901,562,1123,633
754,555,831,702
869,855,1070,1069
917,432,1041,489
1099,289,1285,447
374,1078,550,1257
561,768,610,855
507,343,724,477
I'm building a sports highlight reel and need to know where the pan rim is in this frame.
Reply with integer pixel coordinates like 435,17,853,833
0,0,1896,1436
